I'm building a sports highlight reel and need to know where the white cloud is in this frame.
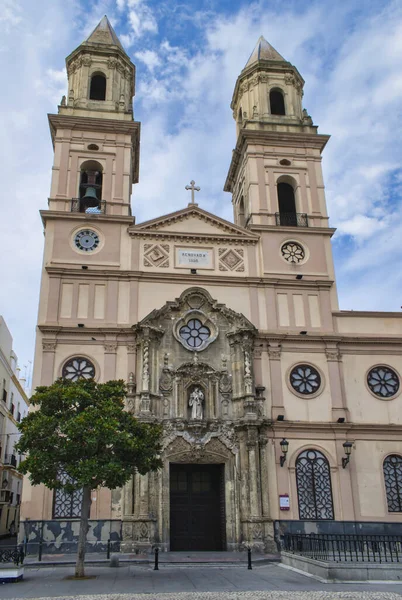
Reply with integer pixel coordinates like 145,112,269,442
135,49,161,72
2,0,402,372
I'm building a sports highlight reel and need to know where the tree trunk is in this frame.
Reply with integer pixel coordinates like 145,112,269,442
75,485,91,578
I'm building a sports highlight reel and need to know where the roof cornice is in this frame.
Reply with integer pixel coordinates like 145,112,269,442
224,130,330,192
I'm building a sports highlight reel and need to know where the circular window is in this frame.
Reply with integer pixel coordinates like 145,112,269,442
74,229,100,252
62,357,95,382
179,319,210,349
367,366,400,399
290,364,321,395
281,241,305,264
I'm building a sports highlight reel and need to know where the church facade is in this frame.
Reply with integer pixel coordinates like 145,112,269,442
21,18,402,553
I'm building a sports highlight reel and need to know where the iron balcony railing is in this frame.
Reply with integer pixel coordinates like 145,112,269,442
275,212,308,227
71,198,106,214
4,454,17,468
283,533,402,563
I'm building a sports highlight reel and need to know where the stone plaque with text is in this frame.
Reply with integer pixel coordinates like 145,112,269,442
176,248,213,269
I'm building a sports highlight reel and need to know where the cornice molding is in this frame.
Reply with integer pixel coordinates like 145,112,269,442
224,129,330,192
40,210,134,226
43,266,334,289
48,114,141,183
129,205,259,241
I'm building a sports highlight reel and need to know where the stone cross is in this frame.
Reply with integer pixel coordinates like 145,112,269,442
185,180,200,204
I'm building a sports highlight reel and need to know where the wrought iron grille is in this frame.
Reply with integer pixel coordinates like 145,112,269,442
0,547,24,565
296,449,334,520
53,470,83,518
367,366,399,398
383,454,402,512
283,533,402,563
62,357,95,382
275,212,308,227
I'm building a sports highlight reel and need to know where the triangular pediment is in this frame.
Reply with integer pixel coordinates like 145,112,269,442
129,205,259,243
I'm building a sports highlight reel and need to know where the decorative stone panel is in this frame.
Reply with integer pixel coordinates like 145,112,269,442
143,243,170,267
219,247,245,272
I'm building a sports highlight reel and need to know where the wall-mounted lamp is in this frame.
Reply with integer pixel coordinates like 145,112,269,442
280,438,289,467
342,441,353,468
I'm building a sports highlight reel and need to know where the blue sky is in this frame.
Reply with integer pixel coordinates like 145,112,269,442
1,0,402,384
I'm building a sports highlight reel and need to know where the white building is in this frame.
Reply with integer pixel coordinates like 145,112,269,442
0,316,30,537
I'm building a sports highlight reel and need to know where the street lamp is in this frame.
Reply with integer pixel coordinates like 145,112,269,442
342,441,353,468
280,438,289,467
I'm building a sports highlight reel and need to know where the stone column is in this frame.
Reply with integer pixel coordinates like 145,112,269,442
103,342,117,381
247,427,261,518
268,344,285,420
41,341,57,385
325,346,349,422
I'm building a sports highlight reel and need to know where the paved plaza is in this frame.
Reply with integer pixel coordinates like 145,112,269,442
1,563,402,600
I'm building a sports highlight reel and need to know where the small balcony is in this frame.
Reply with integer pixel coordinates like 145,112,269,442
4,454,17,468
71,198,106,214
275,212,308,227
0,490,11,504
2,389,7,403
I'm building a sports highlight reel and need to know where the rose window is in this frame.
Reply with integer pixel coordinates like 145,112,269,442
179,319,211,349
281,241,305,263
367,366,399,398
290,364,321,395
62,357,95,382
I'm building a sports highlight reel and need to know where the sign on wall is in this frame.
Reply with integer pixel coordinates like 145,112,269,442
279,494,290,511
176,248,213,269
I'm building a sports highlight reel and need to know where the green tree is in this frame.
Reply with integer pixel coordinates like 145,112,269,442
16,378,162,577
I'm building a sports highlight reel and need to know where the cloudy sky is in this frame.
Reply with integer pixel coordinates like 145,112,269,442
1,0,402,382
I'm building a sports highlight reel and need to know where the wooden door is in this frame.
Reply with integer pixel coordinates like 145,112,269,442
170,463,225,551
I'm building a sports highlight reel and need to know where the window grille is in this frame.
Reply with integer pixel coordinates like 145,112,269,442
53,470,83,518
296,449,334,520
383,455,402,512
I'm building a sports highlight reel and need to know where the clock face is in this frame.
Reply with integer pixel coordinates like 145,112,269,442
74,229,100,252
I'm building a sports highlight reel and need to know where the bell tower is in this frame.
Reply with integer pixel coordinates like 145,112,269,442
47,16,140,217
225,36,339,312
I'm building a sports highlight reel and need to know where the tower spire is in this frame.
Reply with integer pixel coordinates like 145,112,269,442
86,15,125,51
244,36,286,69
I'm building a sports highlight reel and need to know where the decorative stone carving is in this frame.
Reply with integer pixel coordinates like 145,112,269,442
42,341,57,351
159,369,173,393
325,349,341,362
219,248,245,272
189,387,204,420
127,372,136,395
104,343,117,353
143,243,170,268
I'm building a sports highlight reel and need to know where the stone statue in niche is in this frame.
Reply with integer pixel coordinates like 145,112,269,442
189,387,204,420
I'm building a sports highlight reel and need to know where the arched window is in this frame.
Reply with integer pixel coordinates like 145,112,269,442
79,160,103,213
270,89,285,115
278,181,297,226
89,74,106,101
238,196,246,227
296,449,334,520
383,455,402,512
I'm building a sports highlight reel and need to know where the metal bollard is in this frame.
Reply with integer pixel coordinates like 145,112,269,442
247,547,252,570
107,539,111,559
154,547,159,570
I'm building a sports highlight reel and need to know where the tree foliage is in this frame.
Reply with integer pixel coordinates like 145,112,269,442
16,378,163,576
17,378,162,489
